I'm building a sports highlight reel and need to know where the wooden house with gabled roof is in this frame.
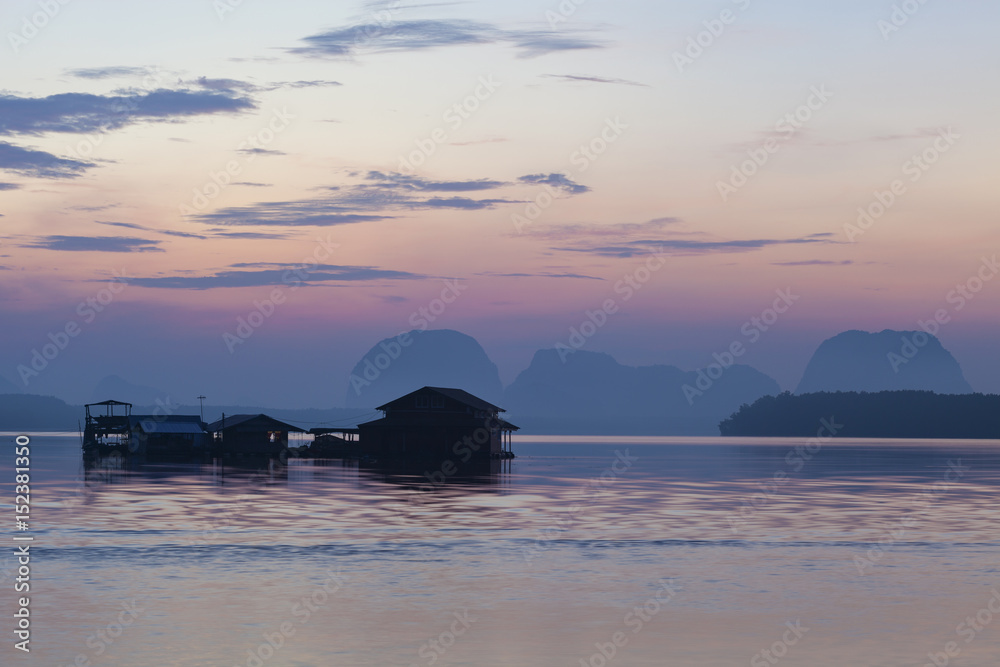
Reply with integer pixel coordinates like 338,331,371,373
206,413,305,456
357,386,517,459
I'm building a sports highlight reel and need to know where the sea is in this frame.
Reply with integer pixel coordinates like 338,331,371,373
2,433,999,666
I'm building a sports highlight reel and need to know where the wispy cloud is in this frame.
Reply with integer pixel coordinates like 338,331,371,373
449,137,507,146
65,66,156,79
772,259,854,266
365,171,506,192
276,80,343,89
193,76,260,93
0,89,255,136
195,206,391,227
507,31,605,58
557,236,836,258
96,220,207,239
21,236,162,252
476,271,602,280
206,230,293,239
0,142,94,178
819,127,948,147
542,74,648,87
730,126,950,153
130,264,426,289
291,19,603,59
519,173,590,194
237,148,287,156
190,170,569,227
528,217,682,240
423,196,514,209
0,182,21,190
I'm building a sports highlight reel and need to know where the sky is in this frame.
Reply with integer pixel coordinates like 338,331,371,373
1,0,998,407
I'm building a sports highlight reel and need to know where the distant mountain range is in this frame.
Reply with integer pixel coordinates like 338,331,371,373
345,330,503,408
1,328,981,434
797,329,972,394
503,349,780,435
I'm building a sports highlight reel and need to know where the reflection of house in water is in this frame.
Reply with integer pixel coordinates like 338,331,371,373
206,414,306,456
358,386,518,460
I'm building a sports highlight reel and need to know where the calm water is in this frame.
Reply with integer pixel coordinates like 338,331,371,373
3,434,1000,666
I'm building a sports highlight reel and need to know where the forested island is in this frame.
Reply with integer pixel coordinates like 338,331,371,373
720,391,1000,439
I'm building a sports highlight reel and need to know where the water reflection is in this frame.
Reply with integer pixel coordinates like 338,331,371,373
12,436,1000,667
80,451,512,491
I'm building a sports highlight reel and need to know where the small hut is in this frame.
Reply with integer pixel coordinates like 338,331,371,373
206,414,305,456
129,414,209,456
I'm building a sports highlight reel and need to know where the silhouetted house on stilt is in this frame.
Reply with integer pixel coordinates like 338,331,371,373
83,400,209,456
357,386,518,460
83,400,133,452
129,414,209,456
206,414,305,456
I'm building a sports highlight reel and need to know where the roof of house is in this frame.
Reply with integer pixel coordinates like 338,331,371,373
376,386,505,413
87,399,133,407
205,414,305,433
130,414,202,424
135,421,206,435
357,414,519,430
